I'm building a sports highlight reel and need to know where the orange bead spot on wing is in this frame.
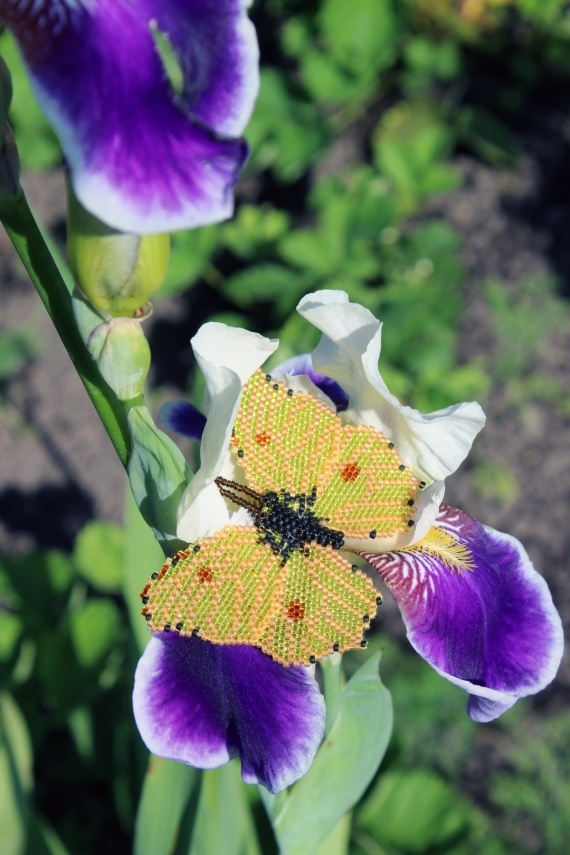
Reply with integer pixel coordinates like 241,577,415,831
287,600,305,621
255,432,271,446
197,567,213,584
341,462,360,482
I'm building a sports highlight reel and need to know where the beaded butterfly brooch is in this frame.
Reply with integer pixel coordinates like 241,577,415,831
141,370,421,666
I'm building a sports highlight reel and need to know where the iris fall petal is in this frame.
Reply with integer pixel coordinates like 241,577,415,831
362,505,564,721
2,0,259,232
133,633,325,793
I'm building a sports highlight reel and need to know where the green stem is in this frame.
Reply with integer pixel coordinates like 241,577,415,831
0,190,131,466
321,654,343,738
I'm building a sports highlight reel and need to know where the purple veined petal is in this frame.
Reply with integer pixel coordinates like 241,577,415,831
133,633,326,793
276,353,349,411
160,401,206,442
360,505,564,722
2,0,259,233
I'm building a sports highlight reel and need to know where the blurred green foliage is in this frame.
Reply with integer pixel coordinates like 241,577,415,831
2,0,570,853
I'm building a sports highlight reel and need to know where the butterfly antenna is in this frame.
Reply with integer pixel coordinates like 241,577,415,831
215,476,264,516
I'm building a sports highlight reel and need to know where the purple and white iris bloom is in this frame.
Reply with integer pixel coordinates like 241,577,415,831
1,0,259,232
133,290,563,792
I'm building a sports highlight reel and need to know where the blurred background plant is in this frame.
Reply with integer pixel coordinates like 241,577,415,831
1,0,569,852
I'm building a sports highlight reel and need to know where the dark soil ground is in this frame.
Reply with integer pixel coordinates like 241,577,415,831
1,93,569,851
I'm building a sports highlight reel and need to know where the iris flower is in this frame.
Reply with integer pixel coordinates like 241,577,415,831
133,290,563,793
0,0,259,232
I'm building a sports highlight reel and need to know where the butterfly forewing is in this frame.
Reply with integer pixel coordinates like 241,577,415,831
232,370,342,496
259,547,379,666
313,423,420,540
141,527,287,645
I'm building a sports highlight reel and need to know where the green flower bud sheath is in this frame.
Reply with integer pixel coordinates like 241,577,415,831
127,406,191,553
88,318,151,402
67,188,170,316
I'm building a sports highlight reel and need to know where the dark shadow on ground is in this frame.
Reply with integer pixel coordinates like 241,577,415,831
0,483,94,551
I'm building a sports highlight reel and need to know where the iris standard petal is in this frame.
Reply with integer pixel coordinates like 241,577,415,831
297,290,486,484
361,505,564,721
133,633,326,793
160,400,206,442
177,323,277,542
2,0,259,233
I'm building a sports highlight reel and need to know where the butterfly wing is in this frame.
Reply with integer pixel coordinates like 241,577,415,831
141,527,378,666
231,370,341,497
312,423,420,541
259,546,379,666
141,526,286,646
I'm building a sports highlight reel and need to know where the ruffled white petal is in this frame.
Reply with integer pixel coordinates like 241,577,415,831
176,323,277,541
297,291,486,484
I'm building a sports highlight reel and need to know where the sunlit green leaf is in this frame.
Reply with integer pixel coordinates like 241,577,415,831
159,227,220,296
0,693,33,855
134,757,200,855
189,763,261,855
356,768,472,852
222,264,297,309
69,599,121,668
0,613,22,662
271,654,392,853
223,205,291,260
320,0,399,77
1,31,61,168
124,490,167,653
74,521,124,593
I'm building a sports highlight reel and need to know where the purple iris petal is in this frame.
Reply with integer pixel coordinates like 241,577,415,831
277,354,349,411
3,0,258,232
361,505,563,722
160,401,206,441
133,633,325,793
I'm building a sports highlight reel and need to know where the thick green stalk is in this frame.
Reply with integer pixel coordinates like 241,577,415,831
321,654,343,738
0,190,131,466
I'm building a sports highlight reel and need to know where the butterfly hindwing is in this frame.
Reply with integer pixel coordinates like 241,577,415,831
141,528,378,666
313,423,420,541
231,370,341,496
259,546,379,665
141,527,287,646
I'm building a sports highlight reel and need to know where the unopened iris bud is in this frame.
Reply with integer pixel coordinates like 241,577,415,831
88,318,151,402
67,189,170,317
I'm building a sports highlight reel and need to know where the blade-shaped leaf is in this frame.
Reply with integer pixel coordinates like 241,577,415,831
0,693,33,855
134,756,200,855
188,762,262,855
124,490,167,653
271,653,392,854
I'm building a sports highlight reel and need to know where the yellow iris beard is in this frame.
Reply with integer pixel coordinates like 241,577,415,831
405,527,475,574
